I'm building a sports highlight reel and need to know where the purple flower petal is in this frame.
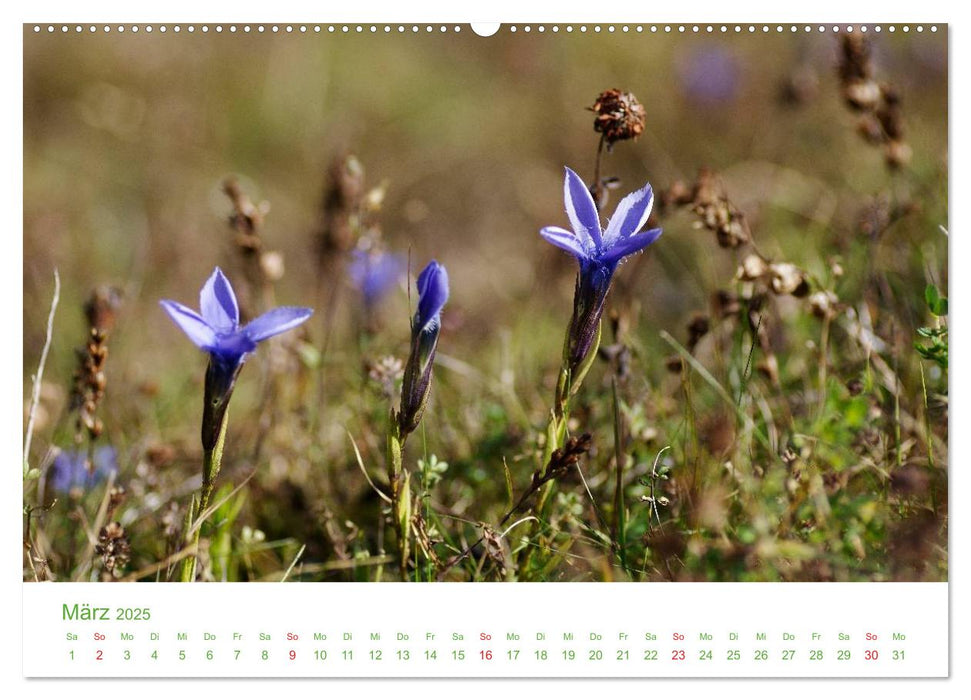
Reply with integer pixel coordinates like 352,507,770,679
209,333,257,360
416,260,449,332
602,182,655,247
564,167,602,252
540,226,588,260
243,306,314,342
602,227,663,268
200,267,239,334
160,300,218,349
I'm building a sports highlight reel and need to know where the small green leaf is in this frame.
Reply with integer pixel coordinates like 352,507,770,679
924,284,948,317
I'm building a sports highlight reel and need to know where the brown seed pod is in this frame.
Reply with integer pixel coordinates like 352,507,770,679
769,262,809,297
589,89,646,148
809,290,840,320
737,254,769,282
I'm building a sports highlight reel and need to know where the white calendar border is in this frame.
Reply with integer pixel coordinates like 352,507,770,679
8,0,963,696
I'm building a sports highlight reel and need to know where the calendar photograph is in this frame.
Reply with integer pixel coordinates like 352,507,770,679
22,23,948,588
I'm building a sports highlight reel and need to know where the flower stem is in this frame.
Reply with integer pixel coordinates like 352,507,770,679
178,495,197,582
591,134,606,210
534,317,603,525
611,377,628,571
387,414,410,580
179,408,229,582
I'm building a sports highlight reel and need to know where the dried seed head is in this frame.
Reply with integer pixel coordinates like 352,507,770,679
737,254,769,281
590,89,646,147
95,521,131,576
838,35,873,93
71,314,112,443
319,153,366,255
712,290,741,318
84,286,123,334
809,290,840,320
885,140,913,169
692,170,750,248
107,486,127,516
543,433,594,481
857,114,886,144
223,177,266,250
259,250,286,281
769,262,809,297
844,80,883,112
838,34,911,171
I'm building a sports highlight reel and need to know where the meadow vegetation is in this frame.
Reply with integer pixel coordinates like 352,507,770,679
23,28,947,582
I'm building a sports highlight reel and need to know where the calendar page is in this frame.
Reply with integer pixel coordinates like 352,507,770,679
18,4,955,692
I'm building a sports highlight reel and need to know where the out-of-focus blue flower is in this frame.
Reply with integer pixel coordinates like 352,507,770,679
48,446,119,495
398,260,449,436
678,46,741,103
349,248,405,308
540,167,661,369
160,267,313,449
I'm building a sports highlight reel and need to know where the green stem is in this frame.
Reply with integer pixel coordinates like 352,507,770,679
611,378,628,572
180,409,229,582
387,415,409,580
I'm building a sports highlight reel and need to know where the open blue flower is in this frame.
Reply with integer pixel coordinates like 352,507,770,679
540,167,662,370
160,267,313,448
541,166,662,277
398,260,449,437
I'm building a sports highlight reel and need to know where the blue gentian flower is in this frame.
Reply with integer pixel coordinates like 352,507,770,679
48,446,119,495
540,167,662,370
349,248,406,308
160,267,313,449
398,260,449,436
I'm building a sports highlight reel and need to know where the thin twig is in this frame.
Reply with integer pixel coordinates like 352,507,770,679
24,269,60,465
120,543,199,582
280,544,307,582
346,428,391,503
